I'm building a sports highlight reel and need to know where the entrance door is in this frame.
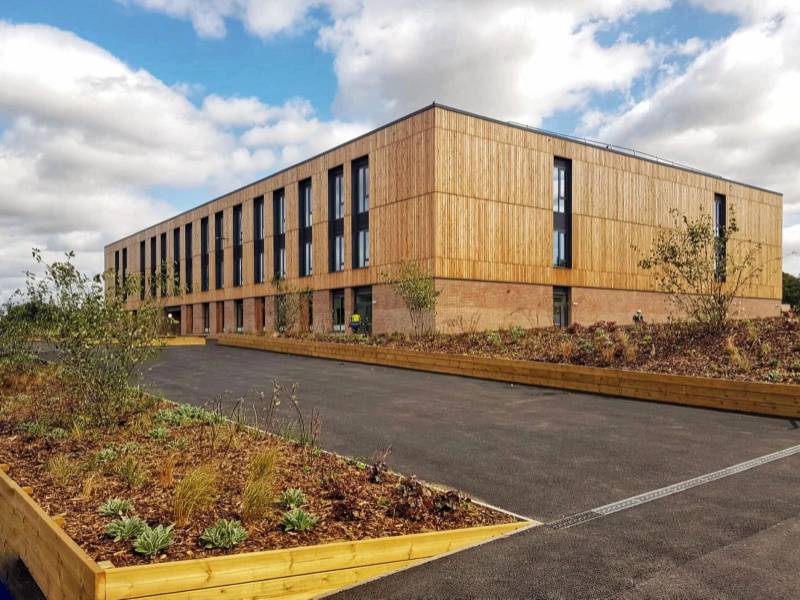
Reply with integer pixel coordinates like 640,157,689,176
553,287,570,327
354,286,373,334
332,289,345,332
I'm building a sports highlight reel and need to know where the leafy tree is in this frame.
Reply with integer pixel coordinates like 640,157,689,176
783,271,800,310
4,249,163,423
637,207,763,332
381,261,439,337
270,276,312,334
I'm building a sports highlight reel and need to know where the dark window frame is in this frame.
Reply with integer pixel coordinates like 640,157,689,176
160,232,167,297
273,188,286,279
714,193,727,281
173,227,180,294
233,203,243,287
139,240,146,300
351,156,369,269
121,247,128,300
214,210,224,289
185,222,193,293
200,217,209,292
299,178,313,277
253,196,265,284
328,166,345,272
114,250,119,295
553,157,572,268
149,236,157,297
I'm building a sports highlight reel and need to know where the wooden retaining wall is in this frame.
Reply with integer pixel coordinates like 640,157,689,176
217,335,800,418
0,463,528,600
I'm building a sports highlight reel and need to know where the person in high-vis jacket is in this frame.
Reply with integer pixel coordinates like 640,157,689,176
349,311,362,333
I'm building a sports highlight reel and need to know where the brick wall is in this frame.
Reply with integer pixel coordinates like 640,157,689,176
312,290,332,333
224,300,236,334
243,297,256,333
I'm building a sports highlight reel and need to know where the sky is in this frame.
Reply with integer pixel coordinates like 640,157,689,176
1,0,799,301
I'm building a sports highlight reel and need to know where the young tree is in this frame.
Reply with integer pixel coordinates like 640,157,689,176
381,261,439,337
637,207,763,332
270,276,312,334
783,272,800,311
8,249,163,423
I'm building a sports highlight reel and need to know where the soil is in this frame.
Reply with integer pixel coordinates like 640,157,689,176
292,315,800,384
0,369,513,567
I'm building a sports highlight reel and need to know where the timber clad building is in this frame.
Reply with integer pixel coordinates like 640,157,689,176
104,104,783,335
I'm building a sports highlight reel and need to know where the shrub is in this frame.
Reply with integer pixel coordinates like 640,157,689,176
148,425,169,440
279,488,305,509
115,456,148,487
158,453,178,487
555,338,574,361
242,478,276,524
105,516,147,542
18,419,50,439
99,498,134,517
96,447,118,464
173,464,217,526
133,524,174,557
617,330,637,363
281,508,318,532
725,336,750,370
248,447,278,481
200,519,248,549
154,404,224,427
380,261,439,337
47,454,80,487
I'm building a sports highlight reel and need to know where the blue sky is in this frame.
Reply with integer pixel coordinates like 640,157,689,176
0,0,798,297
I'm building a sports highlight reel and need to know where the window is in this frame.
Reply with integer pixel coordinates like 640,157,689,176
121,247,128,300
139,240,146,300
235,299,244,333
332,289,345,332
202,302,210,333
214,210,224,289
273,189,286,279
160,232,167,297
329,166,345,272
553,158,572,268
184,223,193,293
114,250,119,295
352,157,369,269
354,286,373,334
553,287,570,327
200,217,209,292
233,203,243,287
150,236,156,297
173,227,180,294
714,193,727,281
253,196,265,283
299,179,313,277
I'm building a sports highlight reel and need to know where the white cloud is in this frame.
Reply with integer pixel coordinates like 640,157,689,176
587,6,800,274
0,21,369,300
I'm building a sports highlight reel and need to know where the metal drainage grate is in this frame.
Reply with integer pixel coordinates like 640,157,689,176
548,511,601,530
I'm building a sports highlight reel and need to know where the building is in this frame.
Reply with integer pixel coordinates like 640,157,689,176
104,103,783,335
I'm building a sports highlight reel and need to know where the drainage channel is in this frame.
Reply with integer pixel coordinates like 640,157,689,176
548,443,800,530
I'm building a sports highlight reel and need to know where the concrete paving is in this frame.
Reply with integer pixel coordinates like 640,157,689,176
139,343,800,599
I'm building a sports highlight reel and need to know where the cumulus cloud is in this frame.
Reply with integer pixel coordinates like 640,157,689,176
590,3,800,274
0,21,369,300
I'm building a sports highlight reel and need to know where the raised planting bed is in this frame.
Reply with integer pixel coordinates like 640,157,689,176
217,333,800,418
0,368,529,599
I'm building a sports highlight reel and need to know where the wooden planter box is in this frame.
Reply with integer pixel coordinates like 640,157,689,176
0,465,530,600
216,335,800,418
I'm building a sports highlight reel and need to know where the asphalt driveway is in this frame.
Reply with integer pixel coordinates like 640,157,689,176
137,342,800,599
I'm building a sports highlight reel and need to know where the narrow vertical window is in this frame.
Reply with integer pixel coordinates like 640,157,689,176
139,240,146,300
331,289,345,332
150,236,157,297
114,250,119,295
121,247,128,300
253,196,264,283
235,299,244,333
273,188,286,279
214,210,224,289
328,166,345,272
160,232,167,297
184,222,193,293
200,217,209,292
352,156,369,268
714,193,727,281
202,302,210,333
553,157,572,268
299,179,313,277
553,287,570,327
233,203,243,287
173,227,180,294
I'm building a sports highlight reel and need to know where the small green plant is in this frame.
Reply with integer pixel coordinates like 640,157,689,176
248,447,278,481
47,454,80,486
280,488,305,509
173,464,217,526
281,508,318,532
115,456,148,487
105,516,147,542
99,497,134,517
148,425,169,440
48,427,68,439
485,331,502,347
154,404,224,427
18,419,49,439
200,519,248,549
508,325,525,342
242,478,276,523
96,447,118,464
133,524,174,557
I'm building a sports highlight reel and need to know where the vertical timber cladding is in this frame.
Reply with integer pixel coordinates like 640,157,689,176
103,108,437,316
103,103,782,329
432,106,783,303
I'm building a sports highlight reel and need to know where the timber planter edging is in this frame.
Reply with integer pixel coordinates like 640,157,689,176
0,464,529,600
216,334,800,418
